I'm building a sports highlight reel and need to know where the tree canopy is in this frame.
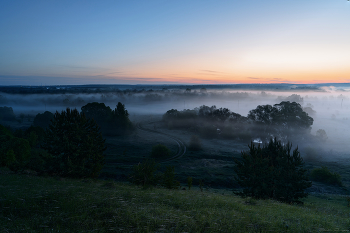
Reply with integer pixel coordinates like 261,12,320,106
33,111,54,129
42,108,106,178
81,102,133,135
248,101,313,141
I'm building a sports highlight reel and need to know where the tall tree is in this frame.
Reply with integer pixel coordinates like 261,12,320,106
42,108,106,178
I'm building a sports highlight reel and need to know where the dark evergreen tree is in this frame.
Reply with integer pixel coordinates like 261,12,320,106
0,124,31,171
233,138,311,204
42,108,106,178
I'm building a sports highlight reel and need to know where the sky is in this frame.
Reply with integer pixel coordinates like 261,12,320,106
1,0,350,85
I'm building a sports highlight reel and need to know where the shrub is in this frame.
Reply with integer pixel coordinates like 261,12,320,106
233,138,312,204
42,108,106,178
188,135,202,151
161,166,180,189
129,159,161,188
187,176,193,190
310,167,342,186
151,144,171,159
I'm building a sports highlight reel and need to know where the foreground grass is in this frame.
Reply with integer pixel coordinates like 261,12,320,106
0,173,349,232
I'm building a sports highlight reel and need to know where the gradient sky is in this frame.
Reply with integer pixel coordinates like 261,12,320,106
1,0,350,85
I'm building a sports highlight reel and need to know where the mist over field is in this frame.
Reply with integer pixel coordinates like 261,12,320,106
1,83,350,159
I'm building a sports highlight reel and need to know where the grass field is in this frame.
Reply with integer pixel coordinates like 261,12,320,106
1,171,349,232
2,113,350,232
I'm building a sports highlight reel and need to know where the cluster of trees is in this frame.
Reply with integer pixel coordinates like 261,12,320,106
81,102,134,135
247,101,313,141
0,102,133,178
163,105,248,139
0,109,106,178
163,101,314,142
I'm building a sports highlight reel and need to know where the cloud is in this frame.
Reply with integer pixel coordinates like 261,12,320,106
200,70,225,74
198,70,227,76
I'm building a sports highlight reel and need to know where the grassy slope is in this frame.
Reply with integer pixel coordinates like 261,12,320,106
1,172,349,232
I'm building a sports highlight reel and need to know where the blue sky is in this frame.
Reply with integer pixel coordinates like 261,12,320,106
1,0,350,85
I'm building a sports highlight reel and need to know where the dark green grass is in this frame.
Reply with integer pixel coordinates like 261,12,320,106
1,172,349,232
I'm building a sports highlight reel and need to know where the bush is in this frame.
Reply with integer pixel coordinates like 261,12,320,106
129,159,161,188
187,176,193,190
233,138,312,204
151,144,171,159
310,167,342,186
42,108,106,178
188,135,202,151
161,166,180,189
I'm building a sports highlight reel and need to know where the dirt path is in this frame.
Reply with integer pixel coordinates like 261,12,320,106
136,121,187,163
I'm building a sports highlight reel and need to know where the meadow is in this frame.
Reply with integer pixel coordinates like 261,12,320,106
1,170,349,232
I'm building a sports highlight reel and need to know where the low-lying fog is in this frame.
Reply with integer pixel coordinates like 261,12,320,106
1,84,350,159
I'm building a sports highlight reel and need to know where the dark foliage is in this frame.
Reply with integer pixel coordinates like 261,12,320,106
0,106,16,121
33,111,54,129
248,101,313,141
42,108,106,178
233,138,312,204
161,166,180,189
151,144,171,159
310,167,342,186
0,124,31,171
81,102,133,136
129,159,161,188
163,105,248,139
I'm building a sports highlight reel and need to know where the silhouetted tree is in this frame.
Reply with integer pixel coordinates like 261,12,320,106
33,111,54,129
248,101,313,141
42,108,106,178
233,138,311,204
129,159,161,187
0,106,16,121
0,124,31,171
81,102,133,135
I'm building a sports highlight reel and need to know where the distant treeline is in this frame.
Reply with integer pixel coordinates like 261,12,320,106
163,101,313,142
0,84,324,94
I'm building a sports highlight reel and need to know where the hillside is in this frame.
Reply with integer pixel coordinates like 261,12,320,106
0,170,349,232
